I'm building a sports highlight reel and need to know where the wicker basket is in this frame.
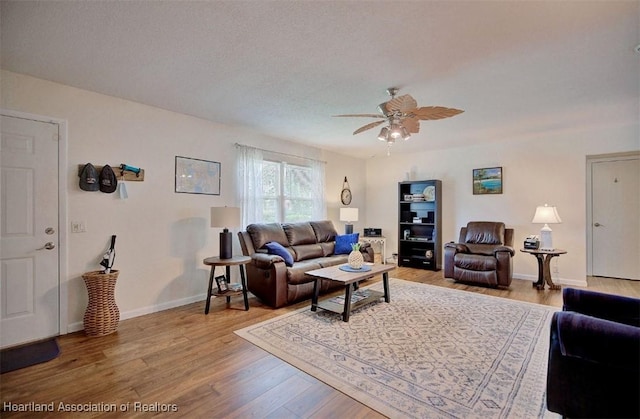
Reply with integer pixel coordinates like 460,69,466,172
82,270,120,337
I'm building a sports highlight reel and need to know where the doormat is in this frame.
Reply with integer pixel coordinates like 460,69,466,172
1,338,60,374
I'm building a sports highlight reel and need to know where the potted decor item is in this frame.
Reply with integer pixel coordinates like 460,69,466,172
348,243,364,269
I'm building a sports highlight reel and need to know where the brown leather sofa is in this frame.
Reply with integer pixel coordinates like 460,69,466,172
444,221,515,287
238,220,374,308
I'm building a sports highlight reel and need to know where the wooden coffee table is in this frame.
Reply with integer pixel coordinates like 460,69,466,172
307,263,394,322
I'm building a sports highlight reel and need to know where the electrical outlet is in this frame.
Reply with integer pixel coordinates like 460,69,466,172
71,221,86,233
552,265,559,274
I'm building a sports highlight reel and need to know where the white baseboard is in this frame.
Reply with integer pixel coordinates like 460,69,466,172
67,293,207,334
513,273,587,287
67,272,589,334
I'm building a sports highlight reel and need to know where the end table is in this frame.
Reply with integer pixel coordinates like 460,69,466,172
520,248,567,290
359,236,387,264
202,255,251,314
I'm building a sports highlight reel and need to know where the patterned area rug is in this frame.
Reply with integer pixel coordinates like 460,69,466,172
236,279,561,418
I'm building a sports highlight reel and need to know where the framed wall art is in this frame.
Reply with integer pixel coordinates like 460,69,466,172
473,167,503,195
175,156,221,195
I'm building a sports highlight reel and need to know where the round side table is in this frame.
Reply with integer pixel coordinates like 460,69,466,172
520,249,567,290
202,255,251,314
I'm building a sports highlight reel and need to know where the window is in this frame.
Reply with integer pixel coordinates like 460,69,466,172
237,144,325,226
262,160,316,223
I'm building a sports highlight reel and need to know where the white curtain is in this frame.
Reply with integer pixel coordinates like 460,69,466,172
308,159,326,220
237,143,326,225
236,145,264,226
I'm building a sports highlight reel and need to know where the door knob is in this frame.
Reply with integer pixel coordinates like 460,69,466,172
37,242,56,250
594,222,602,227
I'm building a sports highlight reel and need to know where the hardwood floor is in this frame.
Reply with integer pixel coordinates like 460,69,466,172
2,268,639,418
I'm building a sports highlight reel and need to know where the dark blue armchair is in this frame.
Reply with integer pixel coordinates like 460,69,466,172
547,288,640,418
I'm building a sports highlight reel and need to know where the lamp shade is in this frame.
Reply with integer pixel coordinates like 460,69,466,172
210,207,241,229
339,207,359,222
532,204,562,224
532,204,561,251
340,207,358,234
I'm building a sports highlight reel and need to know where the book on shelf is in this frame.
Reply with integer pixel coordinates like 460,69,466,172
228,283,243,292
217,283,243,294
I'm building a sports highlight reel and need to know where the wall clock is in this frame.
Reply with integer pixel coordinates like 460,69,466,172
341,176,352,205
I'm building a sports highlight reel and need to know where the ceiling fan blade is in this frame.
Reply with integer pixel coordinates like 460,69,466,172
400,117,420,134
384,94,418,114
353,120,385,135
410,106,464,120
333,113,385,118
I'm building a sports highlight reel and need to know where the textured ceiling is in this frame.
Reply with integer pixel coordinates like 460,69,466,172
1,1,638,158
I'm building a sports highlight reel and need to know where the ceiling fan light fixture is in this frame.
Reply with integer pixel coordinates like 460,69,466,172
389,123,403,139
378,126,389,141
401,126,411,141
335,87,464,156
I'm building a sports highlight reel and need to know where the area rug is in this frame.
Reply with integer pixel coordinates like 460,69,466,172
235,279,560,418
1,338,60,374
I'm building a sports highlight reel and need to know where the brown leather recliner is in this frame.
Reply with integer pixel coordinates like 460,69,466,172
444,222,515,287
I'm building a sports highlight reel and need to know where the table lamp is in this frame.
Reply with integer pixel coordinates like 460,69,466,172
340,207,359,234
531,204,562,251
210,206,241,259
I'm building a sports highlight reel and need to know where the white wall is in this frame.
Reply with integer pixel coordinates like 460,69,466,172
1,70,366,332
365,123,639,285
3,69,637,331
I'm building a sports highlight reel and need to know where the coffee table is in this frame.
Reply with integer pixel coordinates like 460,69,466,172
307,263,394,322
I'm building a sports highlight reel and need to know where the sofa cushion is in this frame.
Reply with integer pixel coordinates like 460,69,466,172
310,220,338,243
247,223,289,250
287,261,323,285
454,253,497,271
283,222,317,246
335,233,359,254
318,254,349,267
466,243,501,256
555,312,640,366
265,242,294,267
465,222,505,245
319,241,335,257
292,244,324,261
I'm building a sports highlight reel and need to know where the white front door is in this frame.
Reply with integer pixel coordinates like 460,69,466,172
1,115,60,348
590,156,640,280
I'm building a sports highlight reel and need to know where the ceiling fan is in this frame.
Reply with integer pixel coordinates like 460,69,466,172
334,87,464,154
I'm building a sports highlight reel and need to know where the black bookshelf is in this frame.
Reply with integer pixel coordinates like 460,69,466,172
398,179,442,270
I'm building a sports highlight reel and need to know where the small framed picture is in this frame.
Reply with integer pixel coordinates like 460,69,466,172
215,275,228,293
473,167,503,195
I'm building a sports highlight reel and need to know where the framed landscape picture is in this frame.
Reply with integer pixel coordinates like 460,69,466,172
175,156,221,195
473,167,503,195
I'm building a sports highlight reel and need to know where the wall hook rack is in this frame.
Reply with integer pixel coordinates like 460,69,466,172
77,164,145,182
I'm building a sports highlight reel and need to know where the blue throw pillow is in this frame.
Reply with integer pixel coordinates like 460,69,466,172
335,233,359,255
265,242,294,267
